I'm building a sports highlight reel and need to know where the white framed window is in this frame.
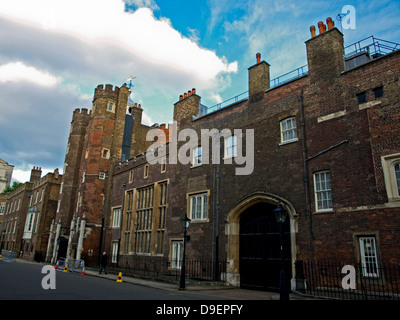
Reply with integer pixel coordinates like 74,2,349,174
381,154,400,202
395,163,400,197
359,236,379,278
189,193,208,221
192,146,202,166
99,172,106,180
171,240,183,269
280,117,298,143
111,241,119,263
57,200,61,213
112,208,122,228
23,212,35,239
314,171,333,212
224,135,237,158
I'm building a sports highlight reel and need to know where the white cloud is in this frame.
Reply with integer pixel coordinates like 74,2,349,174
0,0,236,88
141,111,154,126
12,166,59,184
0,61,60,87
0,0,240,177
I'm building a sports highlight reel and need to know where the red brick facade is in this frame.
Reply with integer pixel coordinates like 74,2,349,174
106,25,400,289
33,21,400,291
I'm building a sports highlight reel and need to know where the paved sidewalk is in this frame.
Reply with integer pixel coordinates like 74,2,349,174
83,268,320,300
13,258,320,300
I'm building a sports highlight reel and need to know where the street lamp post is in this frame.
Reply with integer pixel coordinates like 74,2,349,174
273,202,290,300
179,215,190,290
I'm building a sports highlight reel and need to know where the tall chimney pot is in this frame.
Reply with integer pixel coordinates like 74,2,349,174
318,21,326,34
310,25,316,37
326,17,334,30
256,52,261,64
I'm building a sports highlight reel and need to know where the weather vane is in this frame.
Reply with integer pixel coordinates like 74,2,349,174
126,75,136,89
336,13,346,32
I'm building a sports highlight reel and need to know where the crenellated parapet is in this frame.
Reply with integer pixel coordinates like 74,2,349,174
93,84,120,102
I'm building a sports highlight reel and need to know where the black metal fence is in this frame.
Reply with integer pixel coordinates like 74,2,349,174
107,256,228,284
298,261,400,300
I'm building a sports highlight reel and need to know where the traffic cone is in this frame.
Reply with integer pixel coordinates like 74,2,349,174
63,264,68,272
55,259,59,270
116,272,123,283
80,264,85,276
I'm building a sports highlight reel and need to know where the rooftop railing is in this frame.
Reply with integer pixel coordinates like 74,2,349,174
206,64,308,114
344,35,400,57
205,36,399,116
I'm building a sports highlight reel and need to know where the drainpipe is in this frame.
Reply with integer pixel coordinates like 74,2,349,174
299,92,313,284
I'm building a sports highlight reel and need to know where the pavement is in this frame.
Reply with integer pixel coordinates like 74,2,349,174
13,258,322,300
83,267,321,300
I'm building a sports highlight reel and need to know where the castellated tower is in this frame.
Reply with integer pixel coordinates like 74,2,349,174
72,84,130,265
48,83,156,266
49,108,89,263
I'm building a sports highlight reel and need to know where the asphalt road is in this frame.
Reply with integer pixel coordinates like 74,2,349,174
0,261,234,300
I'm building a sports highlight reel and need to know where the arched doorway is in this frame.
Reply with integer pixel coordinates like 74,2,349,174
224,193,296,290
240,202,291,291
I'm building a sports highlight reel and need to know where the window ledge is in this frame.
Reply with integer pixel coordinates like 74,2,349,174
279,138,298,146
189,219,209,223
313,209,334,215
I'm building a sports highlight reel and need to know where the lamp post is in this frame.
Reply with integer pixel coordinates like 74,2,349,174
273,202,289,300
179,215,190,289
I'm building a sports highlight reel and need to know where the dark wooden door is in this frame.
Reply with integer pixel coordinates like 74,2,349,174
240,202,291,291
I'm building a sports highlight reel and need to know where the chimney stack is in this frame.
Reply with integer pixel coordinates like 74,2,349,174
248,52,270,102
30,166,42,183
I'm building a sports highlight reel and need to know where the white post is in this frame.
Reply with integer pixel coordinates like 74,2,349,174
45,219,55,262
51,219,61,264
76,213,86,260
66,216,76,259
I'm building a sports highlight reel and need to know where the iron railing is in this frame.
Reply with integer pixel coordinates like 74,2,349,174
298,261,400,300
107,256,228,284
344,35,400,58
205,65,308,115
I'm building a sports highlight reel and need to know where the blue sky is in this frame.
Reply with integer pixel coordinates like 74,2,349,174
0,0,399,183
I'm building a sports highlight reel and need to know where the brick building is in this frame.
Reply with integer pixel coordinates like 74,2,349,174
48,17,400,293
0,167,62,260
21,168,62,261
104,19,400,292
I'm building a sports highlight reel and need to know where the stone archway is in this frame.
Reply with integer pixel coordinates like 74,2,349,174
224,193,297,288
